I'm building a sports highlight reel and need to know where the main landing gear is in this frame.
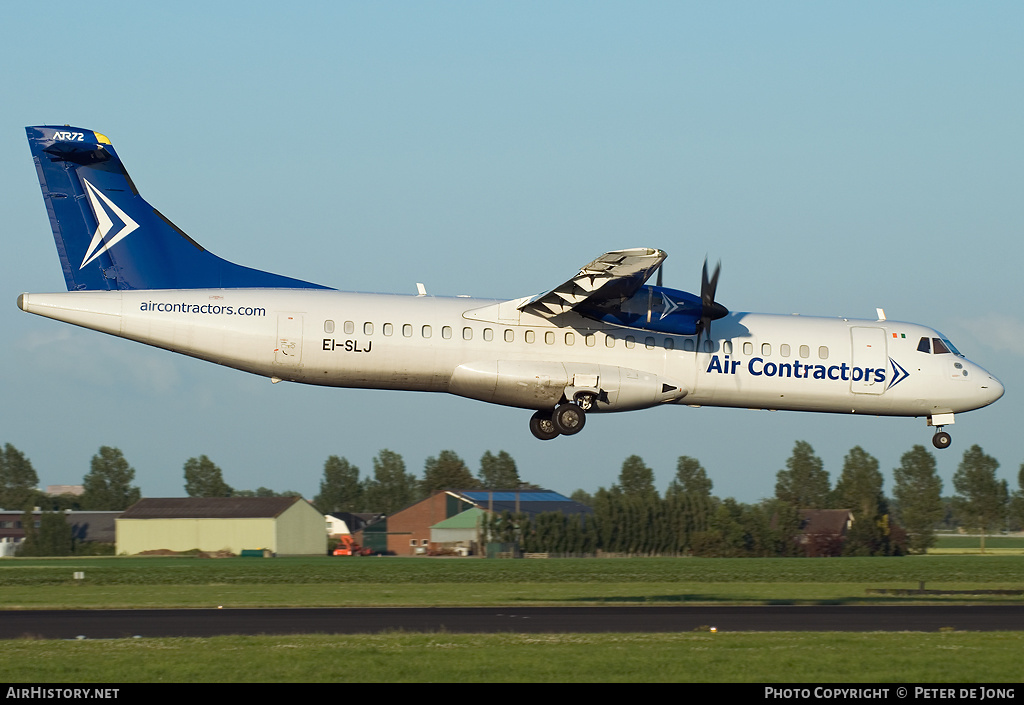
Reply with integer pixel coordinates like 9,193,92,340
529,395,594,440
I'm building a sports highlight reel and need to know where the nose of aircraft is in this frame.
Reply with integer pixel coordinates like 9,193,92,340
978,371,1004,407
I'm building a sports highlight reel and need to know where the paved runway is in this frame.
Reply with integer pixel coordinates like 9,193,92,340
2,606,1024,639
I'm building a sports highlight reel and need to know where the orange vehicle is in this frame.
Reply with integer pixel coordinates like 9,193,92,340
332,535,371,556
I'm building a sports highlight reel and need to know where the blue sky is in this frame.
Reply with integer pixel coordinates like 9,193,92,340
2,2,1022,503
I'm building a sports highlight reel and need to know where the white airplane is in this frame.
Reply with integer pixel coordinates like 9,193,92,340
20,126,1003,449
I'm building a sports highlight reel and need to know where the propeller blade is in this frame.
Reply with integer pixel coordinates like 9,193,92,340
701,259,720,303
697,258,726,342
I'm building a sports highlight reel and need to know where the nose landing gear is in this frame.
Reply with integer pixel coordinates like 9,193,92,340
932,430,952,449
927,413,955,450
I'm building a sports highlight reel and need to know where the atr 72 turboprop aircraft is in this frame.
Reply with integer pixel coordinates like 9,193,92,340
20,126,1003,448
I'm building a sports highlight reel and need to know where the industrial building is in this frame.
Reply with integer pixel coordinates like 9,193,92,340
116,496,326,556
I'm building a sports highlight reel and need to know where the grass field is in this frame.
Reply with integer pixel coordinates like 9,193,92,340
931,535,1024,553
1,631,1022,683
1,555,1022,609
1,555,1021,682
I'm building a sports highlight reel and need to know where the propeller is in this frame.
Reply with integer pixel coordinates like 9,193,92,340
696,257,728,341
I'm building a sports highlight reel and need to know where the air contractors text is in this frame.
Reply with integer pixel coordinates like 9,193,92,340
140,302,266,317
706,354,886,383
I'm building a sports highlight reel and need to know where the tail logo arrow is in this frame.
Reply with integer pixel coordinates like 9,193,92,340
79,178,139,269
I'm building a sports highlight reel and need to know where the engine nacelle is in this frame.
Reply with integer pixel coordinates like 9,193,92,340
448,360,687,412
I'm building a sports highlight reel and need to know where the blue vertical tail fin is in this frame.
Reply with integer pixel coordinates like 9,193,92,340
26,126,329,291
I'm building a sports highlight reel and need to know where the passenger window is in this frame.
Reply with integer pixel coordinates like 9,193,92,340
762,343,771,356
442,326,452,339
625,336,636,349
383,323,393,336
819,346,829,359
422,325,432,338
463,327,473,341
683,339,695,352
780,344,790,357
664,338,674,350
565,333,575,346
585,334,596,347
344,321,355,335
605,336,616,348
703,340,714,353
743,342,753,355
545,331,555,345
799,345,809,358
364,322,373,335
525,330,535,344
324,320,335,334
645,337,655,350
504,329,514,343
402,324,412,338
483,328,493,342
723,341,733,354
918,337,931,353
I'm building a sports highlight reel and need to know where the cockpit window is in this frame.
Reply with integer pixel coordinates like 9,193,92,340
918,336,965,356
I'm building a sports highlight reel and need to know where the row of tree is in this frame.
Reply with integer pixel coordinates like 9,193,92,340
484,449,900,557
3,441,1023,556
0,444,141,512
0,443,533,514
501,442,1024,556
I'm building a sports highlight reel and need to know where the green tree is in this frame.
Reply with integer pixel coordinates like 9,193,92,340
832,446,897,556
313,456,362,513
668,456,713,498
775,441,830,509
569,488,594,507
893,445,944,554
832,447,883,518
952,445,1008,552
18,510,73,557
183,455,233,498
478,451,522,489
363,449,419,514
616,455,657,498
81,446,141,511
422,450,478,493
1010,464,1024,531
0,444,40,510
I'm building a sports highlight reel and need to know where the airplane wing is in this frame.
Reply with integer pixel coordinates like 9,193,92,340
519,248,667,318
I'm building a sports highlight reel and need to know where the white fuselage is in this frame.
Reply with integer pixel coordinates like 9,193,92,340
17,289,1004,420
